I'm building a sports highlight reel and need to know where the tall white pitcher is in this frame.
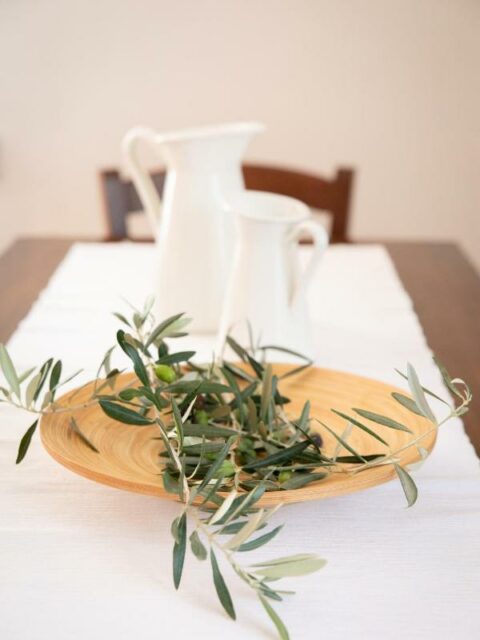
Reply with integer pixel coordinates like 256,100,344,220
122,122,265,331
217,191,328,358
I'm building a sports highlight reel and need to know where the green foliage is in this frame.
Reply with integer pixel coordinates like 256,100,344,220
172,513,187,589
407,363,437,423
352,408,413,434
49,360,62,392
331,409,389,446
69,417,99,453
189,530,207,560
394,464,418,507
259,595,290,640
117,330,149,386
210,550,236,620
99,400,154,425
391,392,424,416
16,420,38,464
0,344,21,399
251,553,327,577
146,312,189,347
237,525,283,552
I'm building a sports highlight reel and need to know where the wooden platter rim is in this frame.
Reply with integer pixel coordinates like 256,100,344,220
40,365,436,506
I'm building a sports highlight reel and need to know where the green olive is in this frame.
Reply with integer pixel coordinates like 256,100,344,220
278,470,293,484
213,460,236,477
238,438,254,453
195,409,209,425
154,364,176,383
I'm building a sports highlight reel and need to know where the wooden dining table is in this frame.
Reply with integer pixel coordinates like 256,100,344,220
1,237,479,455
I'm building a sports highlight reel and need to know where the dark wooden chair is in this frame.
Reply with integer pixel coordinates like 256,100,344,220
99,164,354,242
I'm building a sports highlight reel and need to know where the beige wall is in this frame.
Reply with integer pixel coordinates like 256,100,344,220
1,0,479,268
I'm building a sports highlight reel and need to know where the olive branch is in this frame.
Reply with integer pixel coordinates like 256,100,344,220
0,298,472,640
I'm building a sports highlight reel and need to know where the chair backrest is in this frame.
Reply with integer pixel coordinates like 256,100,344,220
99,164,354,242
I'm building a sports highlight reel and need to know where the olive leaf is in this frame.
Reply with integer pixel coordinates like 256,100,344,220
146,312,186,347
352,408,413,434
25,372,42,408
391,392,423,416
156,351,196,365
196,437,235,494
396,367,450,406
221,366,245,423
33,358,53,402
16,419,38,464
54,368,83,390
220,521,263,535
259,595,290,640
252,554,326,579
96,345,116,379
163,470,181,494
331,409,389,446
225,509,265,550
217,483,266,527
225,335,249,362
243,441,309,472
170,516,181,543
117,330,149,386
279,472,328,490
0,344,20,399
200,474,226,506
247,397,258,432
99,400,154,425
318,422,367,463
210,550,236,620
223,361,256,382
434,356,464,399
164,380,230,395
417,446,429,460
118,388,144,401
182,424,238,438
394,463,418,507
189,530,207,561
69,417,98,453
112,312,131,327
237,525,283,552
260,364,273,422
49,360,62,392
18,367,35,384
209,490,238,526
407,363,436,423
172,512,187,589
171,398,184,448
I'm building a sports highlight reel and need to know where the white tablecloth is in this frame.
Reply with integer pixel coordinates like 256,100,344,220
1,243,479,640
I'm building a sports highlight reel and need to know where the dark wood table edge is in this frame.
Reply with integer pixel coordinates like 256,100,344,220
1,236,479,455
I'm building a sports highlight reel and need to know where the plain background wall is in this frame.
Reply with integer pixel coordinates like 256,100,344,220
1,0,479,268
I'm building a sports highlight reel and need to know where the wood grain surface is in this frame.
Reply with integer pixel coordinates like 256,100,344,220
40,366,434,506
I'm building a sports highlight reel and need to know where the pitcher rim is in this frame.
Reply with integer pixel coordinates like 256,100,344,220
155,121,265,144
225,190,311,224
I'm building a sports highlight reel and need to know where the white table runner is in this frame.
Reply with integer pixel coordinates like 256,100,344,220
1,243,479,639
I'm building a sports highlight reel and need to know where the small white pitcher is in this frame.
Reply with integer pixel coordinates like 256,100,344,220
217,191,328,359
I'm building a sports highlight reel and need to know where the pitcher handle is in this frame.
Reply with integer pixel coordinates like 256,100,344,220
288,219,329,306
122,127,162,233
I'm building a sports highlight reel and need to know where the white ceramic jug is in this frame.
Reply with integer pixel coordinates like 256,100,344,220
122,122,265,331
217,191,328,359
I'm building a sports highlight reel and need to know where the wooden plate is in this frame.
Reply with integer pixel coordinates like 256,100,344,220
40,366,435,506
